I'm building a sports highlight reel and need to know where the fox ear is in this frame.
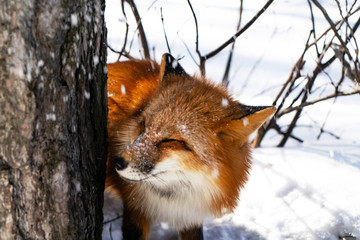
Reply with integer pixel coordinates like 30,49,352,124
159,53,188,81
218,105,276,146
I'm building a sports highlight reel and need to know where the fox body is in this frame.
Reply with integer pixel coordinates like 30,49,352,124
106,54,275,240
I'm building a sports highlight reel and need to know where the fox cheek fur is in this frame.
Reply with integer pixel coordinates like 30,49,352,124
106,53,276,240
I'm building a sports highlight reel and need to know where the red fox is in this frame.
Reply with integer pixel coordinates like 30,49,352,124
106,53,276,240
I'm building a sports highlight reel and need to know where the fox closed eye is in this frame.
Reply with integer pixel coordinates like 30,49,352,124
157,139,192,152
159,138,180,143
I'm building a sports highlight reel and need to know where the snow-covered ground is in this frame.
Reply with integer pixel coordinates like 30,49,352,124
103,144,360,240
103,0,360,239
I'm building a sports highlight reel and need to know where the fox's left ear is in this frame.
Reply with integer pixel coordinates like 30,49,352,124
159,53,189,81
218,105,276,146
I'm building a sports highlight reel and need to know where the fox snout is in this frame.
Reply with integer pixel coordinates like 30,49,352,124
113,139,159,182
115,155,155,174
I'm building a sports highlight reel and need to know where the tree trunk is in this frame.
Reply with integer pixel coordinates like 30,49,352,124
0,0,107,239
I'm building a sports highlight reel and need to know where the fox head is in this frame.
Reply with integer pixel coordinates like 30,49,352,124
109,53,275,213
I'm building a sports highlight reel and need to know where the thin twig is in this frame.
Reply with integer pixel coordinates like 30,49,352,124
273,124,304,143
278,89,360,117
186,0,205,76
317,97,336,140
204,0,274,60
273,30,313,107
109,224,113,240
186,0,200,58
254,2,360,147
177,33,199,65
103,215,123,225
311,0,353,61
118,0,130,61
107,43,135,59
160,7,171,54
334,0,360,83
307,0,320,57
125,0,150,59
222,0,244,87
307,6,360,50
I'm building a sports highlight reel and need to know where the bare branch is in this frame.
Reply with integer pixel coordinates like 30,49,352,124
125,0,150,59
311,0,356,73
186,0,205,76
273,124,304,143
177,33,199,65
255,5,360,147
117,0,131,61
204,0,274,60
307,0,320,57
109,224,113,240
186,0,200,57
316,98,337,140
222,0,244,87
105,0,133,61
103,215,123,225
272,30,312,107
106,43,135,60
160,7,171,54
306,6,360,50
278,89,360,117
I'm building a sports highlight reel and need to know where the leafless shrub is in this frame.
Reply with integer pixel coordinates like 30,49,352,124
253,0,360,147
107,0,360,147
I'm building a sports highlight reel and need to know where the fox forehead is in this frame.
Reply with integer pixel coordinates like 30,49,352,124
142,75,239,131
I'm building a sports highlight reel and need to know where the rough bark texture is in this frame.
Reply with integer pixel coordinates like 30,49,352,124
0,0,107,239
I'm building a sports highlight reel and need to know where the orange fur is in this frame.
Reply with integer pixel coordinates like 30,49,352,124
106,60,160,239
106,54,275,240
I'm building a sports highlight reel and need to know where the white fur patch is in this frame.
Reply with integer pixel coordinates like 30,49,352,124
221,98,229,107
242,117,249,126
116,163,148,182
126,154,221,230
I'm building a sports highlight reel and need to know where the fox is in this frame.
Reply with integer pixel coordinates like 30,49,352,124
106,53,276,240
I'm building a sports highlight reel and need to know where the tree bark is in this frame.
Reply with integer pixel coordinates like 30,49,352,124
0,0,107,239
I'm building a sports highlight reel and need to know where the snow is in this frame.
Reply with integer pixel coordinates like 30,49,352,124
45,113,56,121
103,0,360,239
232,146,360,239
172,59,179,69
70,13,78,27
37,60,44,68
63,95,69,103
103,145,360,239
93,55,99,66
242,117,249,127
221,98,229,107
84,90,90,99
120,84,126,95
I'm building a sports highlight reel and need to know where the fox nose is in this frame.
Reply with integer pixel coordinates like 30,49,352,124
114,156,128,171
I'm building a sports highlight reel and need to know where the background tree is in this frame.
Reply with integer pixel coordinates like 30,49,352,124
0,0,107,239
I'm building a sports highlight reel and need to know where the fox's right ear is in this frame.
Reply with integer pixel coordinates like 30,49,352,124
218,105,276,146
159,53,189,83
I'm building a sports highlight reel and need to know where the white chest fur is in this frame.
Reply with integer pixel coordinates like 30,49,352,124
134,170,219,230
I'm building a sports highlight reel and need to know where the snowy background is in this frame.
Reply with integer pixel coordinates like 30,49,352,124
103,0,360,239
